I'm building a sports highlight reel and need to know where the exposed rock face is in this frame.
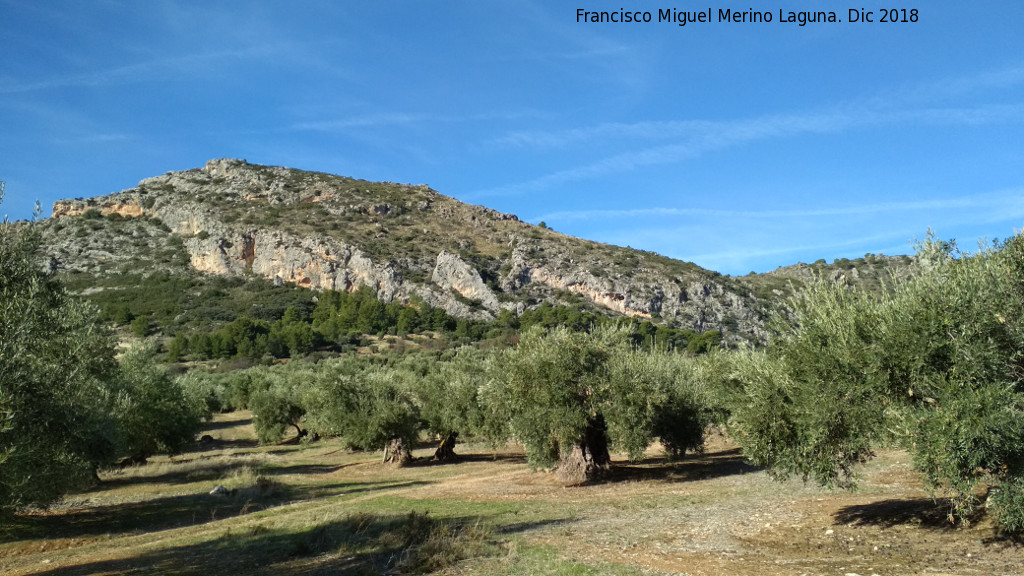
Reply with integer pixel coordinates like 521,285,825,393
52,198,145,219
527,268,649,318
185,229,401,299
432,251,501,311
44,158,780,341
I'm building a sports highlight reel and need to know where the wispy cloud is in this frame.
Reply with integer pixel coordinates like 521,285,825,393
0,44,293,94
531,188,1024,224
473,102,1024,198
492,110,860,150
474,109,861,197
474,61,1024,199
285,108,550,135
289,113,428,132
497,103,1024,149
677,231,914,273
557,186,1024,274
879,64,1024,105
495,120,706,148
904,104,1024,125
53,133,132,145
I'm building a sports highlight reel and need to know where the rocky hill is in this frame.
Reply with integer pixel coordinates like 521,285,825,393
39,159,911,343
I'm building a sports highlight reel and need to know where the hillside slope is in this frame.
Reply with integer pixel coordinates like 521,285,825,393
39,159,910,342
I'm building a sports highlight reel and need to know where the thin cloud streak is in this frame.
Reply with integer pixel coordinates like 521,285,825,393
678,233,916,274
0,44,294,94
880,64,1024,106
473,102,1024,198
290,113,428,132
287,109,547,133
492,111,855,150
492,63,1024,151
532,188,1024,223
681,230,907,263
54,133,133,145
474,111,856,198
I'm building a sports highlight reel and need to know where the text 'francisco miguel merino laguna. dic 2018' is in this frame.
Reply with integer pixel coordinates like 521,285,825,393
576,8,919,26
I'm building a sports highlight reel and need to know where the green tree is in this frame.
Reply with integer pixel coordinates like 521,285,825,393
302,362,422,466
166,333,187,362
727,233,1024,532
249,372,307,444
356,297,387,334
485,326,708,484
1,187,121,510
395,307,420,336
417,348,504,461
484,327,608,482
113,345,205,463
606,346,711,461
130,315,151,338
685,330,721,355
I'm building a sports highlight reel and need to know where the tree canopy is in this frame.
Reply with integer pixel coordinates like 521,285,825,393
723,234,1024,533
1,189,204,512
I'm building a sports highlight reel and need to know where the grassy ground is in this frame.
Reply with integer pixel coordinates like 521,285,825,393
1,413,1021,575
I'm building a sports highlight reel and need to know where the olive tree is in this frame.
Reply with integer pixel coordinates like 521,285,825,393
248,368,310,444
1,187,207,512
1,191,121,509
727,233,1024,533
301,361,422,465
484,326,711,484
112,344,206,463
416,348,505,461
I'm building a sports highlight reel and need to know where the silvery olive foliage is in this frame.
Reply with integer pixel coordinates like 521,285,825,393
725,233,1024,533
1,185,203,512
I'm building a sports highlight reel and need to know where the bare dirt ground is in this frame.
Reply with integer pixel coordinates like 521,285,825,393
2,416,1021,576
397,431,1024,576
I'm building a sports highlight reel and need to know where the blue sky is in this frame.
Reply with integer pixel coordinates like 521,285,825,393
2,1,1023,275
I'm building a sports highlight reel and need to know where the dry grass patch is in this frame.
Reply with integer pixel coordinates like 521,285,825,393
4,414,1024,575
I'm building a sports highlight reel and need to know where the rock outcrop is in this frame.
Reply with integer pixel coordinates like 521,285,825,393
432,251,502,311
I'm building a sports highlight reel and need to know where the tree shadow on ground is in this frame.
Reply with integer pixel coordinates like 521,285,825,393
262,463,348,476
404,451,529,468
102,442,357,489
100,454,271,487
604,447,760,484
30,511,570,576
4,480,431,543
190,438,260,454
197,417,253,432
834,497,986,530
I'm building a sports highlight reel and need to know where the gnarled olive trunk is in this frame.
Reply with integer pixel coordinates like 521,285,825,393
557,414,611,485
382,437,412,466
433,432,459,462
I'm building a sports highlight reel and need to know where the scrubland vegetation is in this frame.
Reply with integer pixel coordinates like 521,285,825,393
4,182,1024,573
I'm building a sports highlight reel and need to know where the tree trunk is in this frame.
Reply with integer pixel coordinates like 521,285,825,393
557,414,611,486
433,432,459,462
382,437,412,466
